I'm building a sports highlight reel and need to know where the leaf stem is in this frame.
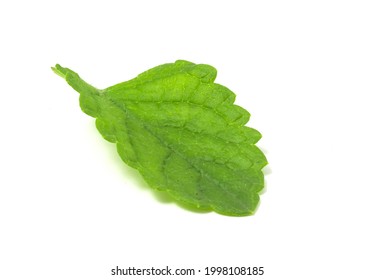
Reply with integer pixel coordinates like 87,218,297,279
52,64,100,97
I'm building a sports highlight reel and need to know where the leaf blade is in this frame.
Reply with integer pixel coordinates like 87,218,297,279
53,60,267,216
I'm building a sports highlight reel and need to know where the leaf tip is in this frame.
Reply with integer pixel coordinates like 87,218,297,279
51,64,67,79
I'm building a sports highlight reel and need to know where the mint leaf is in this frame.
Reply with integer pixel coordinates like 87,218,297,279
52,60,267,216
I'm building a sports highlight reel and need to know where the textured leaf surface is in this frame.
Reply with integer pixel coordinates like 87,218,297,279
52,60,267,216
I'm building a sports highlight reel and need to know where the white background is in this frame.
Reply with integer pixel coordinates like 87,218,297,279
1,0,373,279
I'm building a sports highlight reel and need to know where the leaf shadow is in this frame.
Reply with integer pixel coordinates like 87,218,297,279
152,191,212,214
259,165,271,195
262,165,272,176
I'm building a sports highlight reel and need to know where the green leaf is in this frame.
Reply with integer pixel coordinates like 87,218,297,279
52,60,267,216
